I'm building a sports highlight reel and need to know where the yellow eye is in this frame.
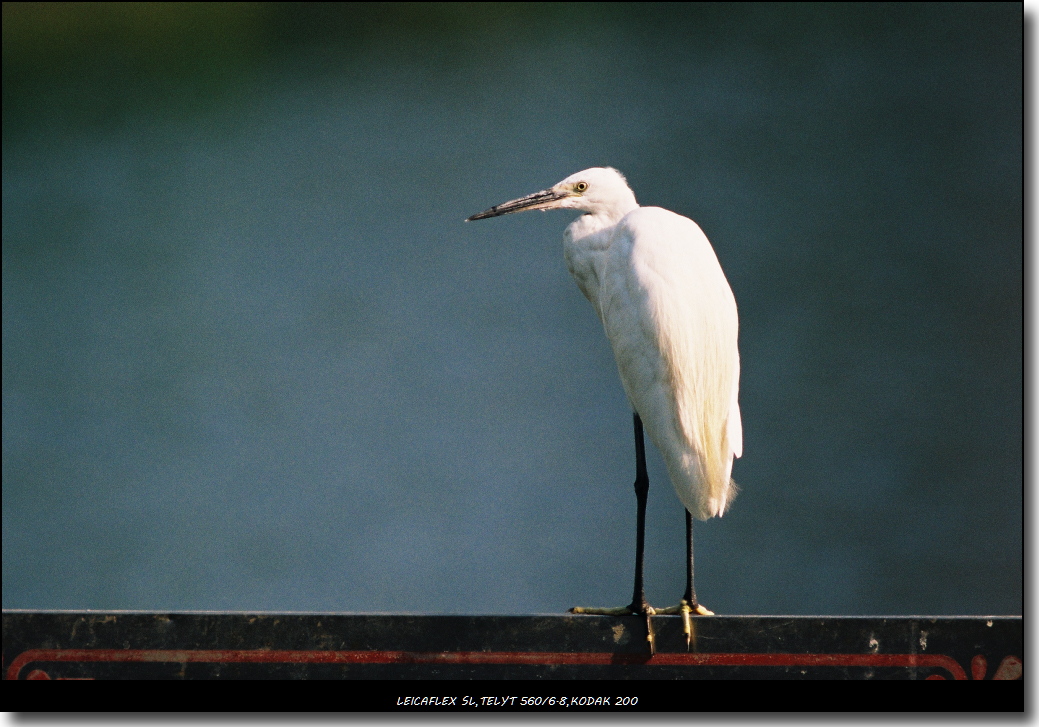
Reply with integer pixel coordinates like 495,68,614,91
575,182,588,192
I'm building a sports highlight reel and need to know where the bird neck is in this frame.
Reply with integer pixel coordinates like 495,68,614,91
577,199,640,237
563,203,638,313
566,209,625,248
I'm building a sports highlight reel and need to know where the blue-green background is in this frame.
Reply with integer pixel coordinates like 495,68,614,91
3,3,1022,615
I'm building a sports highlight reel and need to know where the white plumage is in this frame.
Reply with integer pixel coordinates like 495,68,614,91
467,166,741,633
471,167,741,520
595,205,741,519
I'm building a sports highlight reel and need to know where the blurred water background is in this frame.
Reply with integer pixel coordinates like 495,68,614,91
2,3,1021,615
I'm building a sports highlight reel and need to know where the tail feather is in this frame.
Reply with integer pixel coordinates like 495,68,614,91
662,446,737,520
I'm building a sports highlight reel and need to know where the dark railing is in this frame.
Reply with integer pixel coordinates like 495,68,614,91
2,611,1023,705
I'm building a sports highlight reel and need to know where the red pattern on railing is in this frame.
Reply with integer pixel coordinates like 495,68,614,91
5,647,1005,680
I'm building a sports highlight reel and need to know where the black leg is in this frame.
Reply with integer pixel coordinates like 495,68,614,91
628,412,655,654
567,412,660,654
682,509,697,651
684,509,698,609
669,507,714,648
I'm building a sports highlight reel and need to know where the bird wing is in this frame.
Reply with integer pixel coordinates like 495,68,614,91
599,207,741,519
728,355,743,459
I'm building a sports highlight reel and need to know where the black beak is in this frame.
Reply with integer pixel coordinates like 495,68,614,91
466,189,572,221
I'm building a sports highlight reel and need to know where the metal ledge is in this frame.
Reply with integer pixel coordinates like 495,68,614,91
2,611,1022,681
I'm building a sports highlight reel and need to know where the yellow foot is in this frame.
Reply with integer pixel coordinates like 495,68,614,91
654,600,713,651
656,601,714,615
568,606,634,616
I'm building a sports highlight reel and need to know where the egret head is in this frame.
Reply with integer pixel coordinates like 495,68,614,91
466,167,638,222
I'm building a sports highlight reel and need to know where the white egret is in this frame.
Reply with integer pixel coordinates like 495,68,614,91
466,167,741,653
